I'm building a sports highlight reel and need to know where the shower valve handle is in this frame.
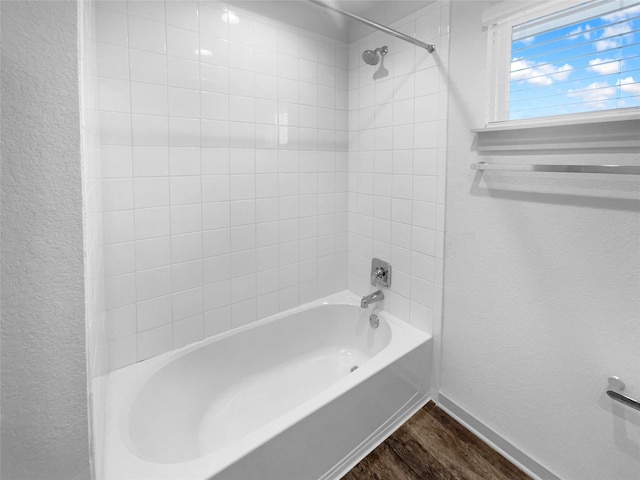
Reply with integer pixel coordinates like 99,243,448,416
372,266,386,280
371,266,388,285
370,258,392,288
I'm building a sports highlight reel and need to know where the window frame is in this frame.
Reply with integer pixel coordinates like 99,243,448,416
482,0,640,129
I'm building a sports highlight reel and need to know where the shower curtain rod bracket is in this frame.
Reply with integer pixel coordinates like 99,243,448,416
308,0,436,53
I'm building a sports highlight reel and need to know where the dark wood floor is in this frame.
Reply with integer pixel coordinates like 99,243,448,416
343,401,531,480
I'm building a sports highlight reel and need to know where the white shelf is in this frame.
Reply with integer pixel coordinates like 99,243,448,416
472,113,640,153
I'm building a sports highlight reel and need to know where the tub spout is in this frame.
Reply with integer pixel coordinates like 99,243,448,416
360,290,384,308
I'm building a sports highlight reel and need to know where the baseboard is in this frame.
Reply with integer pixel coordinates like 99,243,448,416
436,394,562,480
321,392,432,480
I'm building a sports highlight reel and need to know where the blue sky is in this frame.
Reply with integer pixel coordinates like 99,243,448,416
509,2,640,119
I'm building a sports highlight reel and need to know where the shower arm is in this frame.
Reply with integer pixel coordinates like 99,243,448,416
307,0,436,53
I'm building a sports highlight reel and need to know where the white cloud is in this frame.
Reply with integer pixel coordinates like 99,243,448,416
511,58,573,85
519,36,536,46
587,58,622,75
594,22,633,51
594,38,619,51
618,76,640,95
569,24,592,40
603,22,633,38
567,81,617,108
601,4,640,23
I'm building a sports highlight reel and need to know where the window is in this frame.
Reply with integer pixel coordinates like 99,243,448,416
485,0,640,123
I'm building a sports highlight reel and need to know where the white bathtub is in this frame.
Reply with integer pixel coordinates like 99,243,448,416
101,291,432,480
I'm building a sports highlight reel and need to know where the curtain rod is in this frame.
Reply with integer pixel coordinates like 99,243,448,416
307,0,436,53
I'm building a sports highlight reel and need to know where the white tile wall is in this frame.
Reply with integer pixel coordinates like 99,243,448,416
97,0,449,371
97,0,349,371
347,2,450,334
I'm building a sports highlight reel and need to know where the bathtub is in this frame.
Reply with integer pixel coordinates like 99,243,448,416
101,291,432,480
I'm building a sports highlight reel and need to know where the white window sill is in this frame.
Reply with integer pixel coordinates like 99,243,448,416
472,110,640,153
473,109,640,133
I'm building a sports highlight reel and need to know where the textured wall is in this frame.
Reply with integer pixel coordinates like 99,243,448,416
442,2,640,480
1,1,92,479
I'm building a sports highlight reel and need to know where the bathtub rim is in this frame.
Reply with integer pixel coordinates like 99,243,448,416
103,290,432,480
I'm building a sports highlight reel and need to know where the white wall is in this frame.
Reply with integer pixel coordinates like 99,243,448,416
96,0,349,370
442,2,640,480
347,1,449,336
0,1,92,478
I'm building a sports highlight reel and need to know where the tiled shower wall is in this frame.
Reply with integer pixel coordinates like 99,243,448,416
347,2,449,333
96,1,349,371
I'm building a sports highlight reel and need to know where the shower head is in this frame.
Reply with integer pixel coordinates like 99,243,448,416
362,45,388,65
362,50,379,65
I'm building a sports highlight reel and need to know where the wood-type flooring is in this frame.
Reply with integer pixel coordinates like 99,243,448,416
343,401,532,480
